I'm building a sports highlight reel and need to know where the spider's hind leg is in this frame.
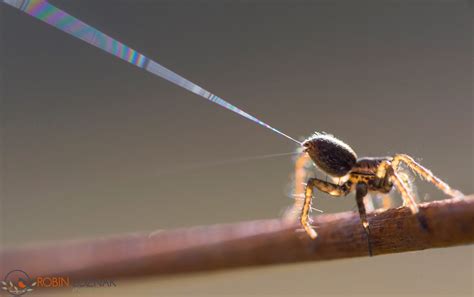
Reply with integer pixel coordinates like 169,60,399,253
392,171,420,214
355,183,373,256
392,154,463,198
377,160,419,214
391,170,441,232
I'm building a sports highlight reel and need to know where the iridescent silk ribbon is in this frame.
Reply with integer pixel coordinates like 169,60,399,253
3,0,300,144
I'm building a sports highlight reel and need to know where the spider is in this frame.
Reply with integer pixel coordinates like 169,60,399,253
291,132,463,251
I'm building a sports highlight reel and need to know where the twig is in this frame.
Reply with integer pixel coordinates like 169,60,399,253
1,196,473,281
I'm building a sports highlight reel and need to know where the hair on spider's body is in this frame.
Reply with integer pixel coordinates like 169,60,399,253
297,132,463,255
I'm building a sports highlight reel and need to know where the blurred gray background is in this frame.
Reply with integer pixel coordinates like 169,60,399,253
1,0,472,296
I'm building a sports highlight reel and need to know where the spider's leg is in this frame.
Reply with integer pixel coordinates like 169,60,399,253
397,170,419,202
301,178,350,239
355,183,373,256
374,160,397,209
369,193,394,210
284,152,312,222
381,193,395,209
390,168,436,231
392,154,463,198
390,171,419,214
364,193,376,212
376,160,417,207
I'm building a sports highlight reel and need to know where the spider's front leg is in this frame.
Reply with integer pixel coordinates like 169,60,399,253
301,178,350,239
392,154,463,198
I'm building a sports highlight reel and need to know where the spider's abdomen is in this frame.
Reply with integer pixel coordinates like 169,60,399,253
302,133,357,177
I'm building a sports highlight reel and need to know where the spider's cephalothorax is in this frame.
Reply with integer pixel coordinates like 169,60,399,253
297,132,463,254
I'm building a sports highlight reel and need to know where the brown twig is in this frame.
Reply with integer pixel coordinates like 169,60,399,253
1,196,473,281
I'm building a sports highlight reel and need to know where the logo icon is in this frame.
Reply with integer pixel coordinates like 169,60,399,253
1,270,36,296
